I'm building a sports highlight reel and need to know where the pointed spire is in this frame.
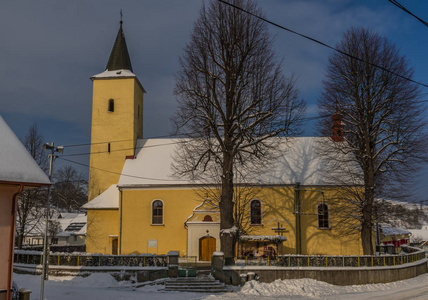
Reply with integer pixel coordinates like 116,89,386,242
105,16,133,72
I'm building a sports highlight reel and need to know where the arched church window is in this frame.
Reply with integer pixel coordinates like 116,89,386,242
152,200,163,225
318,204,329,229
108,99,114,112
250,200,262,225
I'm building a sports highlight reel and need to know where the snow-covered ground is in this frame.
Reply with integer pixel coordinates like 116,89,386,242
13,272,428,300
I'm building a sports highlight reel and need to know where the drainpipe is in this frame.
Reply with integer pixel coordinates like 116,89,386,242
294,182,301,255
119,187,123,255
7,184,24,300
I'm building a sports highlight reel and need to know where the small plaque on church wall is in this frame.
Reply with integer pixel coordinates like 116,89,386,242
147,239,158,248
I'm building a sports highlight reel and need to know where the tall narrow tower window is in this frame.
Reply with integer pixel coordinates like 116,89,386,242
108,99,115,112
250,200,262,225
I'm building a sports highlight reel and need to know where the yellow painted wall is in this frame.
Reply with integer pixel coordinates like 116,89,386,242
86,209,119,254
87,186,363,256
120,188,201,256
244,187,363,255
88,77,143,200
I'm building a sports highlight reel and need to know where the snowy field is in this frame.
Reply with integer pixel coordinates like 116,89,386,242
13,272,428,300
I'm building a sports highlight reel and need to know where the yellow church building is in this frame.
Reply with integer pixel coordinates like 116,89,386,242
83,21,364,260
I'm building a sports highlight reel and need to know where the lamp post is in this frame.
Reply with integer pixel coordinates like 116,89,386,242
40,142,63,300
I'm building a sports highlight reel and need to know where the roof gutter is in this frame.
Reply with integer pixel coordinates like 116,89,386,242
7,184,24,300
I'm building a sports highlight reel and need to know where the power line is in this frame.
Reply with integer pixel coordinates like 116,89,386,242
217,0,428,89
58,157,185,182
61,141,180,157
387,0,428,27
63,133,187,148
60,114,332,157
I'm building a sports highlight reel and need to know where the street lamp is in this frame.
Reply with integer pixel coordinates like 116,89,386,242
40,142,63,300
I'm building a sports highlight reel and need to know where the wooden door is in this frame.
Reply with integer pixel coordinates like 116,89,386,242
199,237,216,261
112,238,118,255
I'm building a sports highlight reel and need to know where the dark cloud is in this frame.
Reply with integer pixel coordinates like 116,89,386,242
1,0,427,200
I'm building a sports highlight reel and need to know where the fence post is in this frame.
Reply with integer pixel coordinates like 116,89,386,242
167,251,179,278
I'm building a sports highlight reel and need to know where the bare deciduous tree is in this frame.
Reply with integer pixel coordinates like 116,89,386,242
318,27,428,254
16,124,48,249
51,165,87,212
173,0,305,257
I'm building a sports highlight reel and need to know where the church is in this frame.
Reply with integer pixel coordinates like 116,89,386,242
83,21,364,260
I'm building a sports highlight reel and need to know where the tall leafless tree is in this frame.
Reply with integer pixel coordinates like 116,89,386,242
51,165,87,212
16,124,48,249
173,0,305,257
318,27,428,254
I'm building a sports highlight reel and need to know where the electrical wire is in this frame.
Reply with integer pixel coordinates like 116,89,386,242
58,157,185,182
59,114,332,157
217,0,428,89
387,0,428,27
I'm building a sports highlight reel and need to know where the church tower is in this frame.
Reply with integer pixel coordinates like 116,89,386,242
88,20,145,200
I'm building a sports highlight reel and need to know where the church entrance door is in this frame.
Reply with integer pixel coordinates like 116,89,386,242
199,236,216,261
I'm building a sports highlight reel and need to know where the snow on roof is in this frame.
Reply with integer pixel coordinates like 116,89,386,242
118,137,360,187
380,223,411,237
59,212,80,219
408,229,428,242
0,115,50,186
91,69,136,79
82,185,119,209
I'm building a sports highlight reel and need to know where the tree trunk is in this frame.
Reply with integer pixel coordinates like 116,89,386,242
361,159,375,255
219,146,235,259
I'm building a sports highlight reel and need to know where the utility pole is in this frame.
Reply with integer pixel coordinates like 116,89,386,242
40,142,63,300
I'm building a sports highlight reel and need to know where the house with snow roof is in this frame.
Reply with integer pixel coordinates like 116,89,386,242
0,116,50,300
83,21,364,260
54,213,87,246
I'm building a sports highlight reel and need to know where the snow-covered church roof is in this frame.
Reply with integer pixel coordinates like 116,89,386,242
117,137,360,187
82,185,119,209
0,115,50,186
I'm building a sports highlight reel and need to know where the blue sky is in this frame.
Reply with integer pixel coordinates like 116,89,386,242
1,0,427,202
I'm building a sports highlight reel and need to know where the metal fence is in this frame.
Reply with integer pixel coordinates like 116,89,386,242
178,256,197,277
14,252,168,267
232,250,426,267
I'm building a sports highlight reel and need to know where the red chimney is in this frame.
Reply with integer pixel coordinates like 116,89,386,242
331,103,344,142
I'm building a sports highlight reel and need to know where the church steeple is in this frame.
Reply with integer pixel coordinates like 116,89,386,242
105,20,133,72
88,17,144,201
